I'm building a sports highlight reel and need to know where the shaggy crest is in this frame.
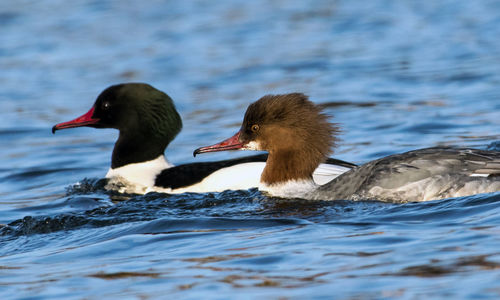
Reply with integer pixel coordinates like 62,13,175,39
239,93,339,185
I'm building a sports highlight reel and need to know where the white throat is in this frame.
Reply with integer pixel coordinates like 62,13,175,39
105,155,172,190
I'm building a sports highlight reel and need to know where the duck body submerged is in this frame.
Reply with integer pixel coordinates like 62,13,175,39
194,93,500,202
53,83,355,194
105,153,353,194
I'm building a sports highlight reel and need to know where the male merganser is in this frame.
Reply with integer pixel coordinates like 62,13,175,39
53,84,355,194
194,93,500,202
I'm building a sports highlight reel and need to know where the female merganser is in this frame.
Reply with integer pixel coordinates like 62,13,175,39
194,93,500,202
53,84,355,194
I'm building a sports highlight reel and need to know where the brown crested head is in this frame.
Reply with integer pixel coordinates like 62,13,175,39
239,93,339,184
240,93,337,156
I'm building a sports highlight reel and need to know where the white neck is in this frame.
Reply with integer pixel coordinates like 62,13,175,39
259,179,318,198
105,155,173,189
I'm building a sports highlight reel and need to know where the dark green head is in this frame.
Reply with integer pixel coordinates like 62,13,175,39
92,83,182,142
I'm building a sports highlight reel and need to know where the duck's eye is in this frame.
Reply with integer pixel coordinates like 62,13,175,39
251,124,259,132
102,102,110,110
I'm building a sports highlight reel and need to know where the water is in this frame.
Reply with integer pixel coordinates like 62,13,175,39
1,0,500,298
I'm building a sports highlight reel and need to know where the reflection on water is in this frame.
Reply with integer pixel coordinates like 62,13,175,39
1,0,500,299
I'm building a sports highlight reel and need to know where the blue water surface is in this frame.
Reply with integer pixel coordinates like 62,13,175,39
1,0,500,299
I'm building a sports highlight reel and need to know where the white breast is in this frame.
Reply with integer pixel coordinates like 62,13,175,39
105,156,172,193
260,179,318,199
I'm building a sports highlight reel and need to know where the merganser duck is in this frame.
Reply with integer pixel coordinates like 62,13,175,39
194,93,500,202
53,83,355,194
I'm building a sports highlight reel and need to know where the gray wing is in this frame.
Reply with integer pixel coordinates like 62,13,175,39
313,147,500,202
